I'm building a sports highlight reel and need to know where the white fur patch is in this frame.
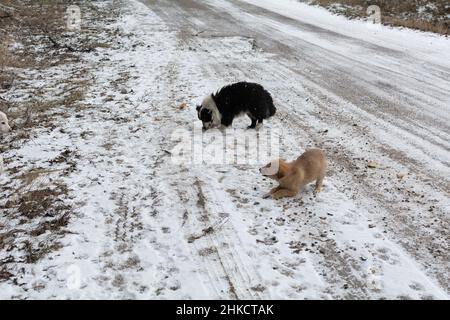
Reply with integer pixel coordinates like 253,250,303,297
0,111,11,133
201,94,221,126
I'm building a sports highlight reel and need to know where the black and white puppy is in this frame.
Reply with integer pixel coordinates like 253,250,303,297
196,82,276,130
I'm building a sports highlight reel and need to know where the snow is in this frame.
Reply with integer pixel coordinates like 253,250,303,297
0,0,449,299
240,0,450,64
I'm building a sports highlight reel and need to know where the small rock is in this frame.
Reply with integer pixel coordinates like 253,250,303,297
396,172,407,179
367,161,381,169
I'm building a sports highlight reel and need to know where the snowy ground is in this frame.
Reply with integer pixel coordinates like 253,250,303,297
0,0,449,299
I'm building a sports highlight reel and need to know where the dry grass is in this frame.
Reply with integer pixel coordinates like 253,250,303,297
1,1,71,129
0,0,122,284
384,16,449,35
0,180,71,276
311,0,450,35
23,240,64,264
0,0,108,131
16,186,69,219
0,34,14,93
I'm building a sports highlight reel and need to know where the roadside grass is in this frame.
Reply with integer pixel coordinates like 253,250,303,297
0,0,121,283
311,0,450,35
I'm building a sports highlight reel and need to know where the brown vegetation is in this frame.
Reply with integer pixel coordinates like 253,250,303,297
0,0,121,283
311,0,449,35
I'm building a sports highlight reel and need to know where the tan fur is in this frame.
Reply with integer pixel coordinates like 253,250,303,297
260,149,327,200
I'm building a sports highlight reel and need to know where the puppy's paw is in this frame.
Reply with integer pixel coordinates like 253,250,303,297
271,193,282,200
313,187,322,194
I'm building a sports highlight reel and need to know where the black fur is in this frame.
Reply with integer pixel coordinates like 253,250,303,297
198,82,276,129
197,107,212,123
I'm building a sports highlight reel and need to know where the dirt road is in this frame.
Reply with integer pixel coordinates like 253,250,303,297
1,0,448,299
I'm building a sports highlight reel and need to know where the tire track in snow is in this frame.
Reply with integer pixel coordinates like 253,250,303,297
160,19,271,300
146,0,449,297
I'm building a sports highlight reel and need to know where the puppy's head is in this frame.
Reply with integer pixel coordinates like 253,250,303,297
260,159,286,181
0,112,11,133
197,94,220,130
196,105,214,130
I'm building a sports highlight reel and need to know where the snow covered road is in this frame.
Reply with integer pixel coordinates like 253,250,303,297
1,0,449,299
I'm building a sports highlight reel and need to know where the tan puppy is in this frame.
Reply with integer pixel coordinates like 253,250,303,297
260,149,327,200
0,111,11,133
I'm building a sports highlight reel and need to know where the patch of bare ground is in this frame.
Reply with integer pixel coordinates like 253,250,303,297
0,0,122,283
0,0,113,138
311,0,449,35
